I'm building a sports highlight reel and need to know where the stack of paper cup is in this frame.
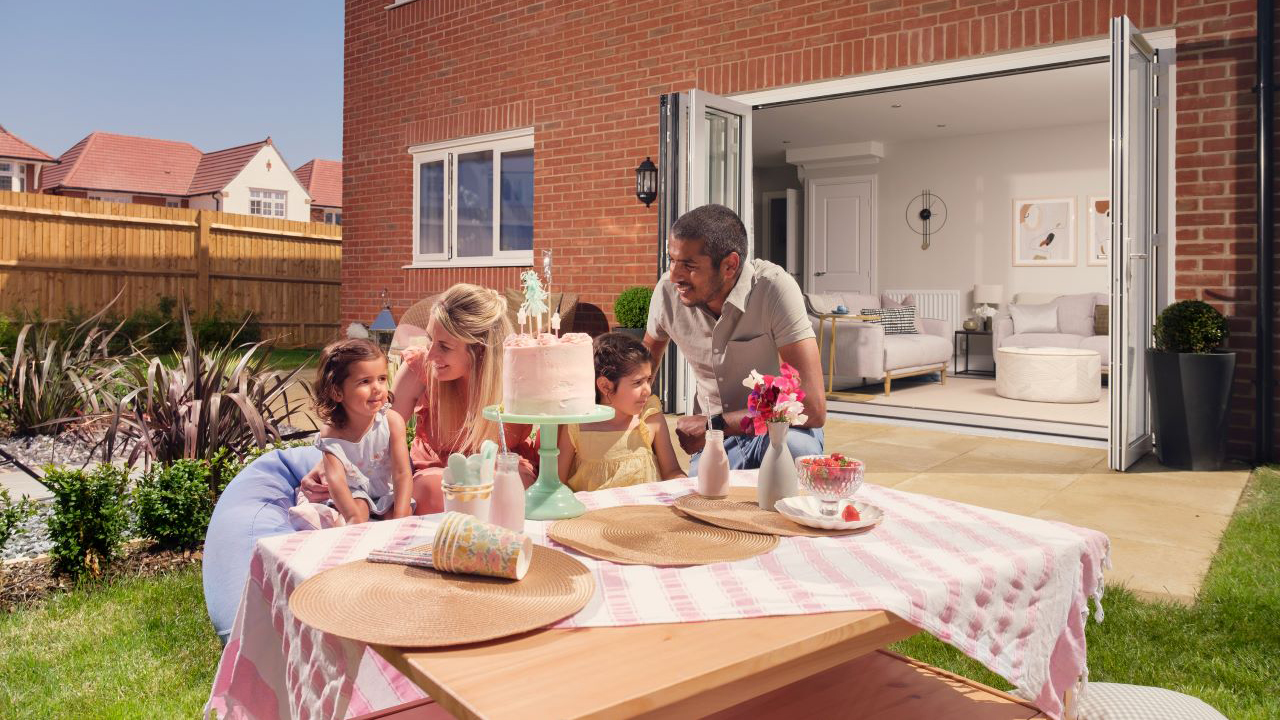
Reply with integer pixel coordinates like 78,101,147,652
431,512,533,580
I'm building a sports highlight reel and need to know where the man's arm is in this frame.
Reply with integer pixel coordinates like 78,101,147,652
643,333,668,368
778,337,826,428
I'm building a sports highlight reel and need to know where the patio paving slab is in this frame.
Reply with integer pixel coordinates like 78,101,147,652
893,473,1075,517
0,471,51,502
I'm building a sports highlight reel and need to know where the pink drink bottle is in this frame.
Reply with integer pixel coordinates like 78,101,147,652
697,430,730,498
489,452,526,532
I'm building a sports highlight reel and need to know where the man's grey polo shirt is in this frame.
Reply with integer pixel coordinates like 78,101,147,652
646,258,814,416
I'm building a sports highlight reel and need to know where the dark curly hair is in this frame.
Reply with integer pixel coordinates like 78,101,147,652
593,332,653,402
313,338,388,429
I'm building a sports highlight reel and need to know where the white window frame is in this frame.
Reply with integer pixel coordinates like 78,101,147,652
249,188,287,217
324,210,342,225
407,127,534,268
0,162,22,192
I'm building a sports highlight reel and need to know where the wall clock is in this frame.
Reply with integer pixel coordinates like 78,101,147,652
905,190,948,250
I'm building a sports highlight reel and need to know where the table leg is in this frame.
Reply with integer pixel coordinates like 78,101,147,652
827,318,837,395
524,422,587,520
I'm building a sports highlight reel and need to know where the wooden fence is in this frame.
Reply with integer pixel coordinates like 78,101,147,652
0,190,341,347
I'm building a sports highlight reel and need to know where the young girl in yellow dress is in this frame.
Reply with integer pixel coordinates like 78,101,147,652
557,333,685,490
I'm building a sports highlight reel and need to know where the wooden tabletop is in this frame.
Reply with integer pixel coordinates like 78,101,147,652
374,609,917,720
815,312,880,321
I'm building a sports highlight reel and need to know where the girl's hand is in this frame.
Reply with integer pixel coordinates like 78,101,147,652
299,462,331,502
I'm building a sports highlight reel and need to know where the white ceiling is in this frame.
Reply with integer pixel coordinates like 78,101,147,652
752,63,1109,167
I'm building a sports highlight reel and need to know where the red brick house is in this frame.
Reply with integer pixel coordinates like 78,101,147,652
294,159,343,224
41,132,316,220
342,0,1276,466
0,124,56,192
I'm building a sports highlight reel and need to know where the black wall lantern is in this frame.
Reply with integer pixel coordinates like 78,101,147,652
635,157,657,207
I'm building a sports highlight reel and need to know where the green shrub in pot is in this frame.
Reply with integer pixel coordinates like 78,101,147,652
1147,300,1235,470
613,287,653,335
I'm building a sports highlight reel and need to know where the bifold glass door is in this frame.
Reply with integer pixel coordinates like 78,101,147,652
657,90,754,413
1109,16,1165,470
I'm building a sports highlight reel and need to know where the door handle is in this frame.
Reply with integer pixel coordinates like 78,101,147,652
814,271,827,276
1128,253,1149,259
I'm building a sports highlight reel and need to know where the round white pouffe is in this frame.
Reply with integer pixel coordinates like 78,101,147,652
996,347,1102,403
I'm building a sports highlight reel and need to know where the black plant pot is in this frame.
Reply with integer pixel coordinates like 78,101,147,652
1147,350,1236,470
612,327,646,340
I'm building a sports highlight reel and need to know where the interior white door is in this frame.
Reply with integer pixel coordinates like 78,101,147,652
672,89,755,414
807,176,874,294
1109,16,1162,470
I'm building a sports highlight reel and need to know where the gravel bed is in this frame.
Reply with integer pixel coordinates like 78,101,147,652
0,431,106,472
2,503,54,562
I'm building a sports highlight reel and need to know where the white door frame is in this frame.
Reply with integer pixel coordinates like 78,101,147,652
722,30,1179,459
805,173,877,295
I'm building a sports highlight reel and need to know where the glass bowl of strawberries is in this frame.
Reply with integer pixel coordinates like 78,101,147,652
795,453,864,517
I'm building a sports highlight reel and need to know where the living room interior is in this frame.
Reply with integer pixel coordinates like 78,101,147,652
751,63,1113,442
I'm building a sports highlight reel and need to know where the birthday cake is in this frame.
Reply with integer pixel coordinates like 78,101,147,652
502,332,595,416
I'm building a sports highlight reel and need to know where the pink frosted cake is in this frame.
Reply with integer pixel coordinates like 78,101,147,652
502,332,595,416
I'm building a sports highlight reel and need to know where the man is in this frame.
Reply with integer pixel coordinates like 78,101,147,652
644,204,826,472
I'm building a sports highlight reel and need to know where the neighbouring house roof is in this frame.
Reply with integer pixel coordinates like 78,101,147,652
40,131,275,197
0,124,55,163
294,159,342,208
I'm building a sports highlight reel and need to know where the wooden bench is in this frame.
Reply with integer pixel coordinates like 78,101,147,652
354,649,1046,719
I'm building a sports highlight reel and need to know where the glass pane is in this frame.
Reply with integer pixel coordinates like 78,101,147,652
1124,38,1153,446
499,149,533,252
456,150,494,257
0,176,11,192
418,160,444,256
702,109,741,212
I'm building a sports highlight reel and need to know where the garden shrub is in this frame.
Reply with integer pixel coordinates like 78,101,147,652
43,464,130,579
1153,300,1229,354
0,487,36,557
613,286,653,329
134,460,217,548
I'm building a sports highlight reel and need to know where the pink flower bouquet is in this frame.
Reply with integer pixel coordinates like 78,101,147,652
740,362,808,435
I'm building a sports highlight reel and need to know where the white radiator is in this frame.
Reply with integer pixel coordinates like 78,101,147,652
882,289,965,331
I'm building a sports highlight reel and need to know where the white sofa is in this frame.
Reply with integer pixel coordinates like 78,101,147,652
806,292,953,394
994,292,1109,369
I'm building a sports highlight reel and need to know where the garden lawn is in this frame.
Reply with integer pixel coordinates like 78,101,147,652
0,565,221,719
892,465,1280,720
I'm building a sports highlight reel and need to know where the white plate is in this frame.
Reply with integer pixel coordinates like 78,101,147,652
776,496,883,531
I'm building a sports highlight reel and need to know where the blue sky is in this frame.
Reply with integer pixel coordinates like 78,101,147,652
5,1,342,167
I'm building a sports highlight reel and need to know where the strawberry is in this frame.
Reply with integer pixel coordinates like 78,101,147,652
841,504,861,522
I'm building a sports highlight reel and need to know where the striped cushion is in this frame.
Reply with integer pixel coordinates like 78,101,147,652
863,306,918,335
1077,683,1227,719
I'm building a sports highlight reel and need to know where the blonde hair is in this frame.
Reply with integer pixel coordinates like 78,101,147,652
429,283,511,454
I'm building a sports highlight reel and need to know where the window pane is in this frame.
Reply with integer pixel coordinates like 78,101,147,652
456,150,493,258
418,160,444,256
0,176,11,192
499,149,533,252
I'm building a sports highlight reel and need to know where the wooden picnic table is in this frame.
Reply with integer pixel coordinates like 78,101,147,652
374,609,918,719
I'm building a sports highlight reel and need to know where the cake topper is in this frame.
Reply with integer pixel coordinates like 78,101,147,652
519,269,549,335
543,249,561,336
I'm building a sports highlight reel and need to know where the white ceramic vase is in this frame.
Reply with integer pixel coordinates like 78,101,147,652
757,423,797,511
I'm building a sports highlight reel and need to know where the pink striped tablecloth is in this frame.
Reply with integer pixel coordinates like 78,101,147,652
207,471,1109,720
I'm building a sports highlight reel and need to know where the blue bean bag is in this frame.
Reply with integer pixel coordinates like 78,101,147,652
204,446,322,644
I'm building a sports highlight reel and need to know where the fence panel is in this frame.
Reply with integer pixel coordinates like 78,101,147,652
0,190,341,347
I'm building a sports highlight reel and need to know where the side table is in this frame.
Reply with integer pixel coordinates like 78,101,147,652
953,330,995,378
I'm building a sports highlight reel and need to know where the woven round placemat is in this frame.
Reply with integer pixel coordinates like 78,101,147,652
547,505,778,566
289,545,594,647
674,487,869,537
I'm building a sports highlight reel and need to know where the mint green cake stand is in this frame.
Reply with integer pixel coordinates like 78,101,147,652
482,404,615,520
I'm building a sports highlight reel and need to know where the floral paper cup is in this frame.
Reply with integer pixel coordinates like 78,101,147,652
431,512,533,580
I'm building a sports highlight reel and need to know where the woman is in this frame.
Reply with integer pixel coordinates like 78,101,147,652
301,284,536,513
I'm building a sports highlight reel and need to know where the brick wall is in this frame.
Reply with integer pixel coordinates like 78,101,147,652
344,0,1271,459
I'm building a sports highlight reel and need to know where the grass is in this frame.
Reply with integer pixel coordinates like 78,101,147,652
0,566,222,719
0,467,1275,718
891,465,1280,719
